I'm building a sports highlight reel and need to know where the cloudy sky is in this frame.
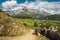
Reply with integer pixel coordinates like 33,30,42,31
0,0,60,14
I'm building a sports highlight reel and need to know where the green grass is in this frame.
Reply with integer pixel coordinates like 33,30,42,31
10,18,60,40
14,18,37,28
14,18,60,32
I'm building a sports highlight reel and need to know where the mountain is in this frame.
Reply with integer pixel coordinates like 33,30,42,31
4,1,55,16
5,7,53,20
2,1,56,19
5,4,53,16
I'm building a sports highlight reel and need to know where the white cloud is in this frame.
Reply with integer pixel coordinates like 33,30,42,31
1,0,60,14
2,0,17,11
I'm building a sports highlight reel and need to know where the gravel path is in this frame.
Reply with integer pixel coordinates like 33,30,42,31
0,29,37,40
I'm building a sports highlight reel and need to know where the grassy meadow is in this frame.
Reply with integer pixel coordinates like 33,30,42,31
14,18,60,32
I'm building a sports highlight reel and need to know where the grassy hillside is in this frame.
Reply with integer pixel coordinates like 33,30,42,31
14,18,60,32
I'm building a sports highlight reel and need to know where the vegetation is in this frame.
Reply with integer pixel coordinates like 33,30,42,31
14,18,60,40
14,18,60,32
0,9,60,40
34,22,38,27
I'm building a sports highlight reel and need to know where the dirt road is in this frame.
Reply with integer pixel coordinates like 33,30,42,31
0,29,37,40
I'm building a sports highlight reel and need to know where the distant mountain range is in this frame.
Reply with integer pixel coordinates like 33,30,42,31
5,5,53,17
3,1,60,20
4,1,56,16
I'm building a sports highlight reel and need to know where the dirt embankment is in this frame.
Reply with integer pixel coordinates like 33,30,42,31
0,10,25,36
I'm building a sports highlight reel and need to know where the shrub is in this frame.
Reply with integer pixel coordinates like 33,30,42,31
34,22,38,27
23,22,27,27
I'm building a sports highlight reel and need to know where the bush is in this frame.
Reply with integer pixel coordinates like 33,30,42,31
34,22,38,27
23,22,27,27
